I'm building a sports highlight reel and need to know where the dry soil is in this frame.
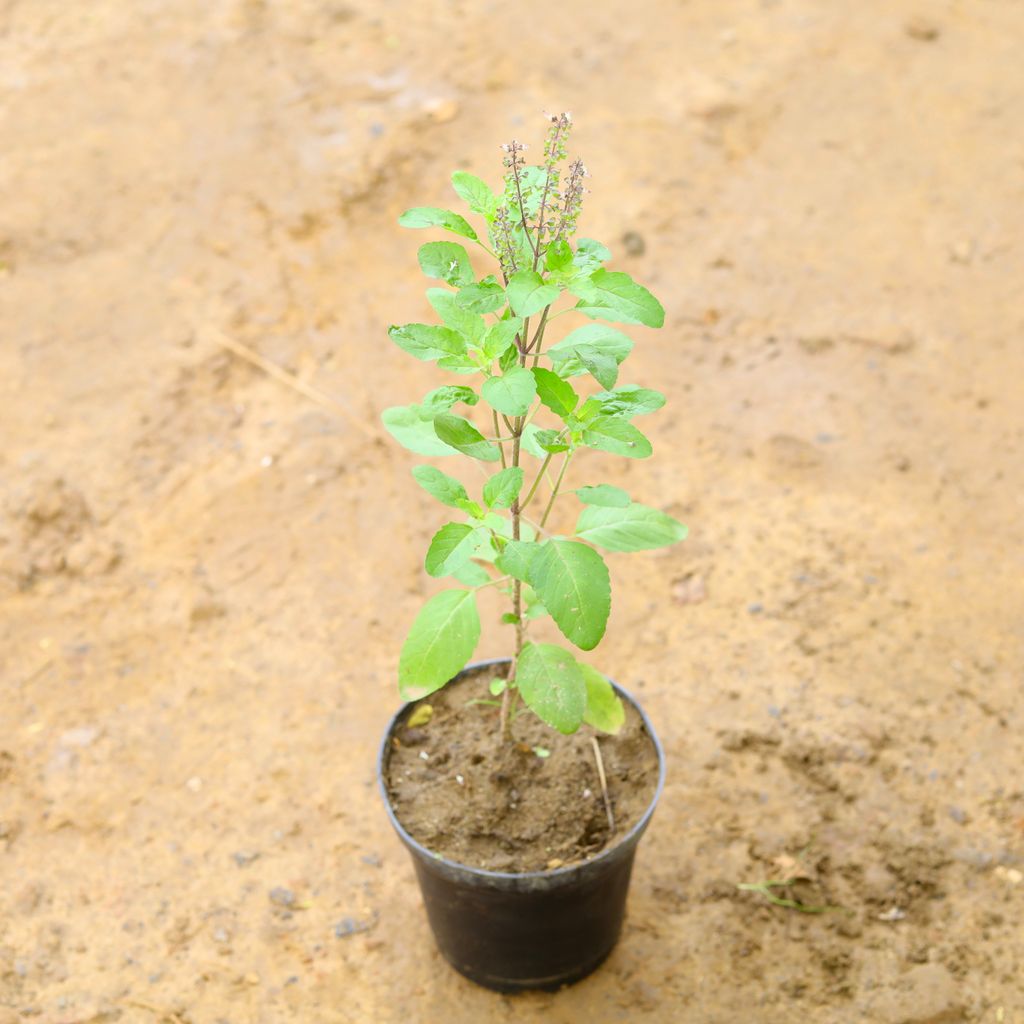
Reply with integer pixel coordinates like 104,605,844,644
1,2,1023,1022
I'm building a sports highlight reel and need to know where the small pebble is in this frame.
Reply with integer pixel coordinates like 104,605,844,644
334,913,378,938
232,850,260,868
878,906,906,922
622,231,646,257
269,887,296,908
185,776,203,793
419,750,430,761
546,858,564,869
948,806,968,825
747,602,764,615
260,455,274,468
213,927,230,944
905,16,940,41
361,852,382,868
59,726,101,748
455,774,464,785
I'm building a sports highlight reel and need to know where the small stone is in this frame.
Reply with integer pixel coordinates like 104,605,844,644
360,852,382,868
185,776,203,793
244,972,261,985
212,927,231,944
877,906,906,922
948,806,968,825
672,574,706,605
747,602,764,615
953,847,994,869
59,726,101,748
994,866,1023,885
419,750,430,761
269,887,296,908
232,850,260,868
622,231,646,257
905,16,940,41
333,913,378,938
950,239,975,264
546,858,564,869
260,455,274,468
423,97,459,123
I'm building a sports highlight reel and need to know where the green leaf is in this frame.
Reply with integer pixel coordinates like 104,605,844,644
436,355,480,375
533,428,570,454
433,414,501,462
580,664,625,734
506,269,560,317
399,590,481,700
546,324,634,377
412,466,468,507
418,241,474,286
456,278,506,314
489,677,508,696
485,514,535,543
575,238,611,269
529,540,611,651
425,523,486,578
382,404,458,456
399,207,478,242
421,385,477,414
481,366,536,416
480,317,523,361
593,386,666,418
454,497,485,519
532,367,578,420
581,416,652,459
524,585,548,619
575,484,630,508
580,350,618,389
493,539,537,582
451,171,498,218
520,423,551,459
452,561,491,587
483,466,524,509
545,240,574,272
388,323,466,362
570,269,665,328
515,643,586,734
575,502,688,552
426,288,485,344
498,343,519,373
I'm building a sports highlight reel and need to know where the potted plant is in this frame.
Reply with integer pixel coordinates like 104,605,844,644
377,113,687,992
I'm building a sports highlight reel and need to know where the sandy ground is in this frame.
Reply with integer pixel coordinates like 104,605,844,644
2,1,1023,1021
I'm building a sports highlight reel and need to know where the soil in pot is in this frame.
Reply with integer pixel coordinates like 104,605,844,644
383,664,660,873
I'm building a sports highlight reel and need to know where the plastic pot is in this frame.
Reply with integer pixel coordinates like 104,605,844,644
377,658,666,993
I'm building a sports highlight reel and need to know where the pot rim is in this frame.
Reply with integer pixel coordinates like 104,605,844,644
377,657,667,882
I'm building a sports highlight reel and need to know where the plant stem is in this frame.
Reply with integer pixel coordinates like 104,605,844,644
493,411,506,468
519,452,554,513
526,305,550,356
500,421,524,744
539,453,572,529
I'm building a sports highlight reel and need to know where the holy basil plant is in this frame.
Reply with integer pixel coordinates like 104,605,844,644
383,114,687,739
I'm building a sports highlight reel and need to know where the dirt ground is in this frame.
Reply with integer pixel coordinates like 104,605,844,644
2,1,1022,1021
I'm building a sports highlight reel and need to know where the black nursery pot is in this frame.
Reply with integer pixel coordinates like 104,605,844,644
377,659,666,993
